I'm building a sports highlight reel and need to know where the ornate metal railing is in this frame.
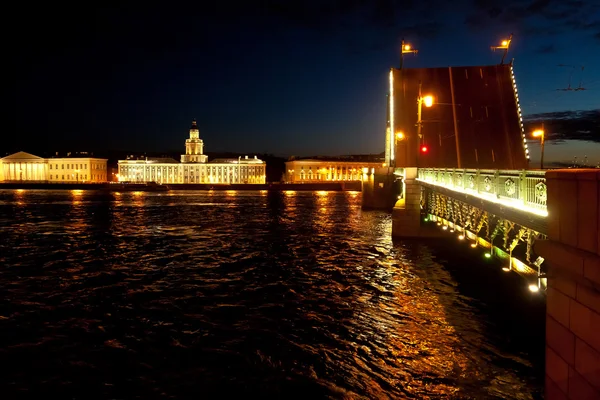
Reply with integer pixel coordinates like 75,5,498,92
417,168,547,216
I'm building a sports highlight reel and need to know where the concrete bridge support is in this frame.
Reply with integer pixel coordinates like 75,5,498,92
534,170,600,399
391,167,423,237
361,167,399,211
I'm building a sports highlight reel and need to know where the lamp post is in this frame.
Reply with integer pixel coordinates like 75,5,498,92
400,39,418,69
417,82,434,163
532,125,545,170
491,33,513,65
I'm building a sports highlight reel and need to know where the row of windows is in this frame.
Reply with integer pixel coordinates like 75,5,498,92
49,164,105,170
293,165,371,171
49,174,107,180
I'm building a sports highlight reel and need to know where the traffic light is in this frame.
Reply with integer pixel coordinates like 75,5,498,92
421,145,428,153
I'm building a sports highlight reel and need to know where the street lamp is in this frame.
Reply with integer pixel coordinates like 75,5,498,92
400,38,418,69
491,33,513,65
532,126,545,170
417,84,434,153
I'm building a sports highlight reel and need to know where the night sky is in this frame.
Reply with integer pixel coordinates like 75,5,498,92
14,1,600,163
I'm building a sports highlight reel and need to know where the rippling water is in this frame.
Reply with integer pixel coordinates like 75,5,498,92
0,189,544,399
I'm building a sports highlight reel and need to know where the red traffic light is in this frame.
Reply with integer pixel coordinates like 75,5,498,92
421,145,428,153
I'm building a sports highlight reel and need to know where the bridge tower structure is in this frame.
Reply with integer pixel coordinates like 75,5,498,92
388,62,530,237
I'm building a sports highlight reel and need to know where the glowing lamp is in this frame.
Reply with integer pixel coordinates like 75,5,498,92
423,95,434,108
404,44,411,51
528,284,539,293
532,129,544,138
421,145,428,153
501,40,508,46
396,132,405,140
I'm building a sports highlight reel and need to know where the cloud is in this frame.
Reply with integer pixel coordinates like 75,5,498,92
464,0,600,37
535,44,556,53
524,109,600,142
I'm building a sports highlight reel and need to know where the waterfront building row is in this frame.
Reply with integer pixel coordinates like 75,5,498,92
117,120,266,184
284,159,385,183
0,151,108,182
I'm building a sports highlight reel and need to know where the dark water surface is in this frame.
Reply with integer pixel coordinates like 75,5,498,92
0,190,544,399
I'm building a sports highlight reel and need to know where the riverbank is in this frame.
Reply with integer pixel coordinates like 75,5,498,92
0,181,362,192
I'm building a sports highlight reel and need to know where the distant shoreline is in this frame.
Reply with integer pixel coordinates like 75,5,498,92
0,182,362,192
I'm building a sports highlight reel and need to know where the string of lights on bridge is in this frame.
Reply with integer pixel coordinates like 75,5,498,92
423,214,545,294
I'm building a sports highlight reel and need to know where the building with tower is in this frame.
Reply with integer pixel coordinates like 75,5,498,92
116,120,266,184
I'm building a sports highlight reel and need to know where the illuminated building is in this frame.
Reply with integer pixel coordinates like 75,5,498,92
117,120,266,184
284,158,384,183
0,151,108,182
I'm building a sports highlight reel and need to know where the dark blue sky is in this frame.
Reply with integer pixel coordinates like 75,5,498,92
14,1,600,162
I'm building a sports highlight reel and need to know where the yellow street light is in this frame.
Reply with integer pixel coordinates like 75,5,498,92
423,95,434,108
532,129,544,138
491,33,513,64
400,39,418,68
396,132,405,140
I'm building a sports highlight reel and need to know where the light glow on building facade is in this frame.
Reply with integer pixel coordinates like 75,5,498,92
0,151,108,182
117,120,266,184
284,159,384,183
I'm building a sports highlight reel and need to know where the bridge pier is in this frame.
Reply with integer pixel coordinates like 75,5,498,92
392,167,421,237
534,170,600,399
361,167,399,211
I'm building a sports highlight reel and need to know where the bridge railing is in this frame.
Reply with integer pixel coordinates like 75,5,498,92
417,168,547,216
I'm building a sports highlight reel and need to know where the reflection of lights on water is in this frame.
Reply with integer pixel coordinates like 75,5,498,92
72,189,83,195
16,189,25,193
284,190,296,196
133,191,143,196
226,190,237,196
316,191,328,196
260,190,268,194
502,267,511,272
320,207,327,212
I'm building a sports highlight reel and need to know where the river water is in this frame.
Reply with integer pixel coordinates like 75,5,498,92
0,189,544,399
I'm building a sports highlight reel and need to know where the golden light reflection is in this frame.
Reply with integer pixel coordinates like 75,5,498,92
356,260,476,398
226,190,237,196
71,189,83,205
316,191,329,197
284,190,296,196
16,189,25,193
